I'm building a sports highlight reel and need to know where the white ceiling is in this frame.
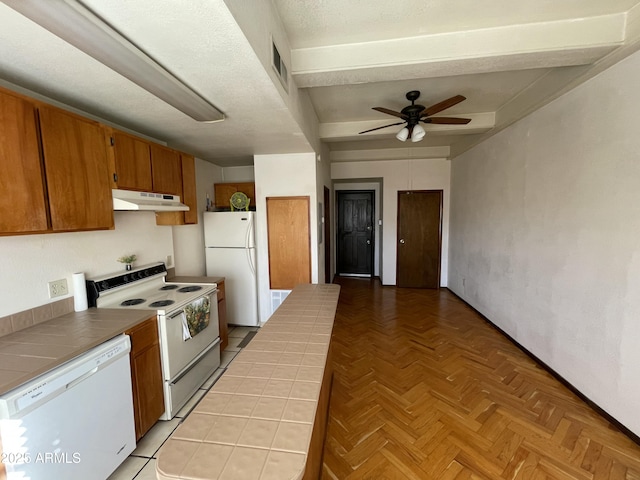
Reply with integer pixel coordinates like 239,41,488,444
1,0,640,166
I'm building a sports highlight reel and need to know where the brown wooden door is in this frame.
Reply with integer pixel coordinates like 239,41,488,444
112,130,152,191
266,196,311,289
38,106,114,231
337,191,374,276
0,90,48,234
396,190,442,288
150,143,182,196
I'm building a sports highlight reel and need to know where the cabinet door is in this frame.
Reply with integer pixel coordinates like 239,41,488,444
38,106,114,231
128,317,164,440
155,153,197,226
112,131,152,191
181,154,198,224
150,144,182,196
132,343,165,439
236,182,256,207
214,183,238,208
0,90,48,233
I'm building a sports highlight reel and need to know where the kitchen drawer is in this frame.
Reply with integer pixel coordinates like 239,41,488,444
128,316,159,354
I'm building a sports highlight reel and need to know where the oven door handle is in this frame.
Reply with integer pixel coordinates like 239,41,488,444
169,337,221,385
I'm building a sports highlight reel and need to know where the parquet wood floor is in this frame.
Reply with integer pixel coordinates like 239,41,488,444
321,277,640,479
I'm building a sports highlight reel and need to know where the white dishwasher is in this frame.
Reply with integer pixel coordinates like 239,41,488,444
0,334,136,480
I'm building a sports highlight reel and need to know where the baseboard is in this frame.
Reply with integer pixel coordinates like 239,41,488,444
444,287,640,446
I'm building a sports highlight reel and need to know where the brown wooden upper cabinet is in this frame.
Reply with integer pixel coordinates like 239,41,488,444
0,89,49,234
39,106,114,232
150,144,183,197
214,182,256,209
111,130,152,191
155,153,198,226
0,86,114,235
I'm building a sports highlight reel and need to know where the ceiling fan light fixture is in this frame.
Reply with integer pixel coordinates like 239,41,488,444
411,124,426,142
396,127,409,142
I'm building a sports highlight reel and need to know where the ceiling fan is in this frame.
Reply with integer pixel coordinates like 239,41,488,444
359,90,471,142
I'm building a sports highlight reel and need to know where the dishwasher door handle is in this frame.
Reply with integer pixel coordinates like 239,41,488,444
66,366,99,390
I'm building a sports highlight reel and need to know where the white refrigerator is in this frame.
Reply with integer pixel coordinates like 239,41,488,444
204,211,259,326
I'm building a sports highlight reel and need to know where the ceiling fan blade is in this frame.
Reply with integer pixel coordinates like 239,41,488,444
372,107,408,120
422,117,471,125
421,95,466,117
358,121,405,134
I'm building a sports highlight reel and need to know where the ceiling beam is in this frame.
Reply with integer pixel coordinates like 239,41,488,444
292,15,624,88
330,146,451,162
320,112,495,141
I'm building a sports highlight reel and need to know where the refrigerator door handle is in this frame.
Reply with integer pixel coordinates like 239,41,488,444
245,220,251,249
247,247,256,276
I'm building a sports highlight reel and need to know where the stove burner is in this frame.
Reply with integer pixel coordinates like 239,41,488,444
121,298,146,307
149,300,175,308
160,285,179,290
178,286,202,293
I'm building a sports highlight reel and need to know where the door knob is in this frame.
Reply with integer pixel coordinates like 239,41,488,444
399,239,405,244
366,240,371,245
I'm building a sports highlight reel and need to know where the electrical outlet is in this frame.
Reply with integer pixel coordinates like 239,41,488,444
48,278,68,298
166,255,172,267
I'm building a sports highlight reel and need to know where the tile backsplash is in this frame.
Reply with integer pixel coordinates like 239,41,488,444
0,297,75,338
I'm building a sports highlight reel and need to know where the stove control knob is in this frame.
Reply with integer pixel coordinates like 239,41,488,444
100,281,109,291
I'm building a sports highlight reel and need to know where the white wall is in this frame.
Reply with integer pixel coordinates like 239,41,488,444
172,158,223,276
254,153,319,322
332,158,451,286
0,212,173,317
449,50,640,436
221,166,255,183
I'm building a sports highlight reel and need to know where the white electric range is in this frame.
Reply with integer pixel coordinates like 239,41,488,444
86,262,220,420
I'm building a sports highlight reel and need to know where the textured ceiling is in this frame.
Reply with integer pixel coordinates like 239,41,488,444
0,0,639,165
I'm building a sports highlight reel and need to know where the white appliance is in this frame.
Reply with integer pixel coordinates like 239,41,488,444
0,335,135,480
86,263,220,420
204,211,259,327
112,188,189,211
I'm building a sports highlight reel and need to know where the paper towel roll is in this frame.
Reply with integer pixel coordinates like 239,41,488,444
73,272,88,312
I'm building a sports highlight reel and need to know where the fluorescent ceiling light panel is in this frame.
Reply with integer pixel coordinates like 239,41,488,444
2,0,224,122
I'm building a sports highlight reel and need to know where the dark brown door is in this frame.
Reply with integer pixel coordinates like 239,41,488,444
324,186,331,283
396,190,442,288
337,191,374,276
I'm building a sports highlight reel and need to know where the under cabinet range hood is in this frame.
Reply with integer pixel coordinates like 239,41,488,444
112,189,189,212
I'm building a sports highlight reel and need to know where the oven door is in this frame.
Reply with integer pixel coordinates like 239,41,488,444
158,290,219,381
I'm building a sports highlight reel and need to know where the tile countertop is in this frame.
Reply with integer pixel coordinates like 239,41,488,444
0,308,154,395
167,275,225,285
156,283,340,480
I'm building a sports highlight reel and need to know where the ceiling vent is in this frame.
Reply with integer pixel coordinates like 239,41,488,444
271,40,289,92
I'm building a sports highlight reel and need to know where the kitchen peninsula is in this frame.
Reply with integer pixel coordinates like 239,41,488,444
155,283,340,480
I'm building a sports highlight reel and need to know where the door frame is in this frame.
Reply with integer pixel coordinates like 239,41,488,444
333,179,383,279
395,189,443,288
335,189,375,277
324,186,331,283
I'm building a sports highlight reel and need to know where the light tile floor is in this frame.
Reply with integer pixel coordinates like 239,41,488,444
108,326,258,480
